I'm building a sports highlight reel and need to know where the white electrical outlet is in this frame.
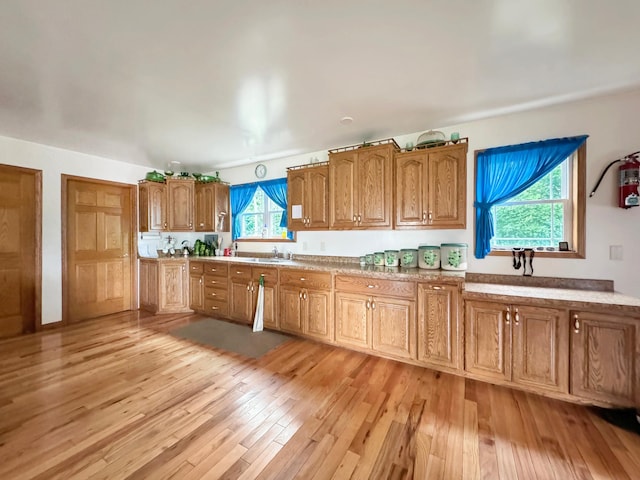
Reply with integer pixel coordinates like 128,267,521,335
609,245,623,261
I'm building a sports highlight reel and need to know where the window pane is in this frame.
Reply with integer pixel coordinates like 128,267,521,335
269,212,286,237
510,163,565,202
492,202,565,248
244,189,264,213
241,213,261,237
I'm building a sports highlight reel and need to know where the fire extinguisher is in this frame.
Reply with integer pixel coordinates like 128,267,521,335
590,151,640,208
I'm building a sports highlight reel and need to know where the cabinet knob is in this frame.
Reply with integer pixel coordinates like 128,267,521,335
428,211,433,223
573,314,580,333
371,301,376,310
353,215,357,223
505,309,511,325
247,284,251,291
199,223,204,227
367,285,375,289
357,214,362,223
431,285,442,290
366,300,371,309
422,211,427,223
514,309,520,326
211,306,218,310
302,291,307,300
299,291,303,299
300,277,305,281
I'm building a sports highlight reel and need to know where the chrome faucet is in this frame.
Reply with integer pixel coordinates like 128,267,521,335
272,246,279,258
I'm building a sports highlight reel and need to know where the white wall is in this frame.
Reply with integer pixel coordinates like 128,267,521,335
220,88,640,297
0,136,149,325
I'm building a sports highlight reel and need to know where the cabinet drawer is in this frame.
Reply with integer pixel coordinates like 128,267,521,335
204,263,229,277
280,269,331,289
204,299,228,317
204,275,228,289
230,265,252,281
205,286,228,302
251,267,278,285
335,275,416,299
189,261,204,274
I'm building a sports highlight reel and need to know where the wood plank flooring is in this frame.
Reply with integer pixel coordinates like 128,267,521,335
1,310,639,479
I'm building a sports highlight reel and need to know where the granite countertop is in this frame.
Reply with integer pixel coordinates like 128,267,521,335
464,282,640,314
189,255,467,283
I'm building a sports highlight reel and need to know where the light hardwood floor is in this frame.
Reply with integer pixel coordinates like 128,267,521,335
1,311,638,479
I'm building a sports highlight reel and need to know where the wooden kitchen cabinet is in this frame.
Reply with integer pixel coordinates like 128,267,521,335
334,275,416,360
189,261,204,311
279,269,332,341
195,182,230,232
202,262,229,317
287,163,329,230
395,142,467,229
167,178,195,231
417,283,461,371
464,300,569,394
329,142,397,229
138,181,167,232
229,265,278,327
570,310,639,406
140,259,191,314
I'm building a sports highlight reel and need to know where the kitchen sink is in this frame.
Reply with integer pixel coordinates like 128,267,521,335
245,257,290,264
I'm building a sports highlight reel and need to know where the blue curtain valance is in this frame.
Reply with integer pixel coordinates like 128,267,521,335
474,135,588,259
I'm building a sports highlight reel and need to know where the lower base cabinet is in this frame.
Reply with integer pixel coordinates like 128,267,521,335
140,258,191,314
334,275,416,361
464,300,569,394
229,265,278,326
571,310,639,406
279,269,332,341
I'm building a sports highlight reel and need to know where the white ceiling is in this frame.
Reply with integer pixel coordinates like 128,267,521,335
1,0,640,172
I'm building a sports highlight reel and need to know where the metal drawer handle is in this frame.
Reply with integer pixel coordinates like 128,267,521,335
300,277,305,281
367,285,375,289
514,309,520,326
211,306,218,310
371,301,376,309
505,309,511,325
366,300,371,309
573,314,580,333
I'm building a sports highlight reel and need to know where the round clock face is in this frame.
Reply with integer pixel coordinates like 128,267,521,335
255,163,267,179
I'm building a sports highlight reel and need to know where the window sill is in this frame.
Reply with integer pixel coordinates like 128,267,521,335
235,237,296,243
488,249,584,259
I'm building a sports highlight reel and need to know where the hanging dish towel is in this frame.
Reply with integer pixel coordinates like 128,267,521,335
252,274,265,332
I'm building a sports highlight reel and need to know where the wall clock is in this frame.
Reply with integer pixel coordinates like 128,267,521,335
255,163,267,179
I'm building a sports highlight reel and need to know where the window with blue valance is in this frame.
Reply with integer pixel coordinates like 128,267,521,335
230,177,293,240
474,135,588,259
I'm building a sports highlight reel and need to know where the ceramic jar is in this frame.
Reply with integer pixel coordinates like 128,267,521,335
440,243,468,270
384,250,399,267
418,245,440,269
373,251,385,266
400,248,418,268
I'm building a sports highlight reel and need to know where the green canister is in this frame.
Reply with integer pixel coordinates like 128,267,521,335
384,250,399,266
373,251,385,266
418,245,440,269
400,248,418,268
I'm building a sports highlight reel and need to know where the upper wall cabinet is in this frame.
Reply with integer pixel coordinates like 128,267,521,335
329,141,398,229
139,181,167,232
195,182,230,232
395,142,468,229
287,163,329,231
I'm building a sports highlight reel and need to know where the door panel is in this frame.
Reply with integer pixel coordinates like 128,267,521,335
65,177,134,323
0,165,40,337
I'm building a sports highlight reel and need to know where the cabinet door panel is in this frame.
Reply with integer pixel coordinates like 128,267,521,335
195,183,214,231
229,280,252,324
189,274,204,311
428,147,466,228
358,147,391,227
280,286,303,333
372,298,415,360
512,306,568,393
287,170,306,231
464,301,510,382
167,180,194,231
214,184,230,232
262,285,278,330
395,154,427,227
329,151,357,228
305,289,332,341
571,311,638,405
159,262,188,312
307,166,329,229
417,284,459,370
335,292,369,349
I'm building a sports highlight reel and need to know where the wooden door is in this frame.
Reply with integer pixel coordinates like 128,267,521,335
167,179,194,231
304,288,332,341
417,283,460,370
195,183,214,232
0,165,41,337
329,150,357,229
64,177,134,323
287,169,306,230
427,146,466,228
571,311,638,406
335,292,370,349
279,285,303,333
464,300,511,382
512,305,569,393
307,165,329,229
395,152,428,227
357,145,392,228
214,183,230,232
372,297,415,360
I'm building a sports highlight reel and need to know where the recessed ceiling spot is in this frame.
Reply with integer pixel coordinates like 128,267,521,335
340,116,354,125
